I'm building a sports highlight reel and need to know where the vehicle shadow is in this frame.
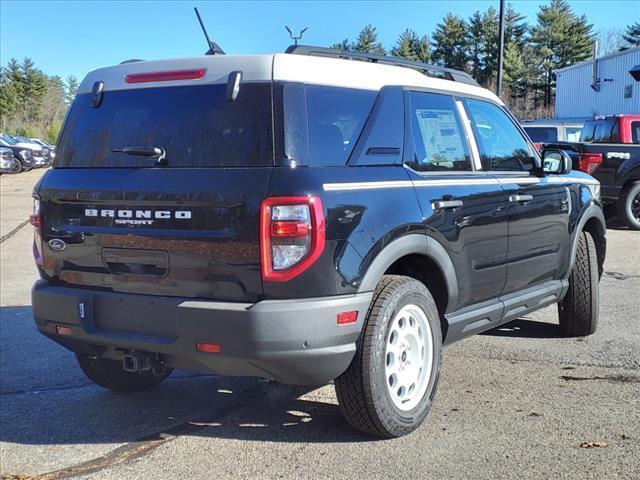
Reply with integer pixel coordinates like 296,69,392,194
0,375,373,447
605,215,631,231
482,318,566,339
0,305,373,447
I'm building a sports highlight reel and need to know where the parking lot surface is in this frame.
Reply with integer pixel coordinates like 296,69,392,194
1,170,638,479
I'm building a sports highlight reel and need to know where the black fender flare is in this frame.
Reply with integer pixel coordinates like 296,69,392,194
566,204,606,281
357,234,459,312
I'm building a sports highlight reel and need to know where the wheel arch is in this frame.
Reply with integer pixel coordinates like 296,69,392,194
358,234,459,318
569,205,606,279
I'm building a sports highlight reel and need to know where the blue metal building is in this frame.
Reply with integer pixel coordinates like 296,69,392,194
554,47,640,118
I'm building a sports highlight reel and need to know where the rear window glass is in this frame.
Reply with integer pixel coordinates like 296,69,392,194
56,83,273,168
523,127,557,143
580,119,616,143
280,84,376,166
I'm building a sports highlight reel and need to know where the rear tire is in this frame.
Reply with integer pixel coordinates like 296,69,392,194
335,275,442,438
558,231,599,336
617,182,640,230
76,355,173,392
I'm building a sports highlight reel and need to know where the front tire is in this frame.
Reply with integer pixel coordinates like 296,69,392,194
558,231,599,336
76,355,173,392
617,182,640,230
335,275,442,438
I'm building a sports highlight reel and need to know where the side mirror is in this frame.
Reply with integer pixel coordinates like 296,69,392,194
542,149,572,174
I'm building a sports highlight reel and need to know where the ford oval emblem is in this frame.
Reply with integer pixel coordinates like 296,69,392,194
48,239,66,251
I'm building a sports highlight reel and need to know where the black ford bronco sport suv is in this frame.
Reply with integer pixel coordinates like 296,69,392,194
31,46,606,438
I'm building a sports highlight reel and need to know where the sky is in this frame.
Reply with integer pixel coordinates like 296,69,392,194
1,0,638,81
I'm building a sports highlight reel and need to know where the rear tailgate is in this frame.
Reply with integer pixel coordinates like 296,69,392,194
37,168,270,301
36,58,275,302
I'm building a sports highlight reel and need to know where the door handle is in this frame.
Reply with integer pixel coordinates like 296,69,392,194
509,194,533,203
432,200,464,211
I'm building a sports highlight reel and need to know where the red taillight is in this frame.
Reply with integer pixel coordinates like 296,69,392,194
578,152,603,175
196,342,221,353
31,196,44,265
29,214,41,229
260,196,325,282
271,221,310,238
55,325,72,336
125,68,206,84
337,311,358,325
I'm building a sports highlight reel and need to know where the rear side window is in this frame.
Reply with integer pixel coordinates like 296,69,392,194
408,91,471,172
280,84,376,166
465,99,536,172
524,127,557,143
56,83,273,168
565,127,582,142
632,121,640,144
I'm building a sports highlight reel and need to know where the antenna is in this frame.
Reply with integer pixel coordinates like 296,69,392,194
285,26,308,46
194,7,225,55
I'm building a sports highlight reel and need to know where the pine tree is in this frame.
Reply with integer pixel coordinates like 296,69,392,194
391,29,430,63
0,70,19,131
529,0,594,106
505,4,528,49
22,58,48,123
65,75,79,104
353,25,386,56
330,39,351,51
623,21,640,46
467,8,499,85
431,13,469,71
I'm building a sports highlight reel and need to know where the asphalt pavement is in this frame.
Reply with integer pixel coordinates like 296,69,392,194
0,169,638,479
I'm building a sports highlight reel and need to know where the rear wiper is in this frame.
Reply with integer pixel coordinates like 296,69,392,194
112,146,167,165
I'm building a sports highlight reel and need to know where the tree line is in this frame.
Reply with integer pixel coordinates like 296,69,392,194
331,0,640,119
0,58,78,143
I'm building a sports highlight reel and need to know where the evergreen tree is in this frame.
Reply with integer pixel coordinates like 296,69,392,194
391,29,430,63
431,13,469,71
467,8,498,85
65,75,79,104
529,0,594,106
504,4,528,49
330,39,351,51
0,70,19,131
21,58,48,123
623,21,640,46
353,25,386,55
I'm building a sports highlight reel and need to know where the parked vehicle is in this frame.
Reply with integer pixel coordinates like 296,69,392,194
31,46,606,438
0,146,20,174
522,118,586,145
0,135,36,171
543,115,640,229
10,135,53,167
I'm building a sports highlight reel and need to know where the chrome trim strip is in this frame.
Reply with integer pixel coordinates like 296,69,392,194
323,176,599,191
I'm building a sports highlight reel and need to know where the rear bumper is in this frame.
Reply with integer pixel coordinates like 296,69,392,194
32,280,372,385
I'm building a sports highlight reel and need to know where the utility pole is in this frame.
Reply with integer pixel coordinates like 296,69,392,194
496,0,506,97
285,26,308,46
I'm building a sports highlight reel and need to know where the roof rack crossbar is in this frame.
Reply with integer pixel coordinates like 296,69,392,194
285,45,478,86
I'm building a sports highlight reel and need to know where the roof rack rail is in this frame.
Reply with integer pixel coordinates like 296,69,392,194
285,45,478,86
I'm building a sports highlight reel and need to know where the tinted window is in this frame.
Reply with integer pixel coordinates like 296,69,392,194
632,121,640,144
282,84,376,166
465,99,536,172
565,127,582,142
56,83,273,168
580,121,596,142
524,127,558,143
408,92,471,172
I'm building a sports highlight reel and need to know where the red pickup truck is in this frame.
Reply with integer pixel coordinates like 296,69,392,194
544,115,640,229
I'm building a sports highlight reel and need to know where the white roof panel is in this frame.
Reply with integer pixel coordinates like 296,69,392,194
78,53,500,104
